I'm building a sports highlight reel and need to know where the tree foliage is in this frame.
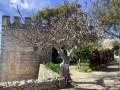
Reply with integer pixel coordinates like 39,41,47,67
113,40,120,51
91,0,120,37
33,2,80,20
4,1,97,65
73,42,101,62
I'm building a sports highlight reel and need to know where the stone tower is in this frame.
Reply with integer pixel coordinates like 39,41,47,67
0,15,52,82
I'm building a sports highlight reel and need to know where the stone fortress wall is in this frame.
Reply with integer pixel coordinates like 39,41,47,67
0,15,52,82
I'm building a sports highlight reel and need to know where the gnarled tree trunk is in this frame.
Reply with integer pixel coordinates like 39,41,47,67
57,46,73,85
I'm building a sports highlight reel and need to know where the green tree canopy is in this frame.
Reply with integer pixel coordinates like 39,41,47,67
33,3,81,20
91,0,120,38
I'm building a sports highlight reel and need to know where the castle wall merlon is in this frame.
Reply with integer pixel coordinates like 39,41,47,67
2,15,10,26
2,15,52,29
13,16,21,25
25,17,32,25
2,15,33,26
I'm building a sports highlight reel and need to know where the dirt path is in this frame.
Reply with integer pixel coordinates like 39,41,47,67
61,61,120,90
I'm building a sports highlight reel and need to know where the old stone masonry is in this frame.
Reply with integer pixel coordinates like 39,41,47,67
0,16,53,82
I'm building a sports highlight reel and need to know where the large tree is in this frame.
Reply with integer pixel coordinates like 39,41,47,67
3,1,97,80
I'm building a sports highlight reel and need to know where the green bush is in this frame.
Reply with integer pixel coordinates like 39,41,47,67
113,41,120,50
117,72,120,78
72,42,101,63
45,63,60,74
77,62,92,72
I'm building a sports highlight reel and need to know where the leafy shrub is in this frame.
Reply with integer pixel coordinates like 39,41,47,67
113,41,120,56
77,62,92,72
117,72,120,77
72,42,101,63
113,41,120,50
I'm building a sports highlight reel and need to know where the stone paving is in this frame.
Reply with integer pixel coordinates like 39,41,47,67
60,61,120,90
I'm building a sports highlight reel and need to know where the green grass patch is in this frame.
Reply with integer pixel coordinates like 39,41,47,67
77,63,92,72
117,72,120,78
45,63,60,74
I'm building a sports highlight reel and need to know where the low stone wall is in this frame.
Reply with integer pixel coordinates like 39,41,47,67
0,78,65,90
38,64,60,80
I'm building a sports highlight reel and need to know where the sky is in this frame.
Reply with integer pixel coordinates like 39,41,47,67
0,0,91,22
0,0,93,46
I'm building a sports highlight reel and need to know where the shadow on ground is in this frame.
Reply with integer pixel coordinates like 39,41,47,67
73,76,120,90
60,60,120,90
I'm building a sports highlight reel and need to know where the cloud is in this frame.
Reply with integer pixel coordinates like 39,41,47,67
9,0,35,11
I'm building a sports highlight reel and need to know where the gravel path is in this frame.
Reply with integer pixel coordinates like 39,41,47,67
60,60,120,90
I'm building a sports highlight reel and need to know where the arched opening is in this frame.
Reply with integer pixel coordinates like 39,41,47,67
52,47,62,64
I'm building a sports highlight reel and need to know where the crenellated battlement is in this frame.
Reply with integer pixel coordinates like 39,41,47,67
2,15,33,29
2,15,51,29
0,15,52,82
2,15,10,26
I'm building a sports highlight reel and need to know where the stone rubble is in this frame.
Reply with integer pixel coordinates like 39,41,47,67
0,78,65,90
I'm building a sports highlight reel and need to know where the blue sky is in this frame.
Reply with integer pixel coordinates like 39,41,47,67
0,0,93,46
0,0,91,22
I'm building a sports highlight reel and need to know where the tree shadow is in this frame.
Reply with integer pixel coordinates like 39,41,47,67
96,61,120,72
99,67,119,72
72,76,120,90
